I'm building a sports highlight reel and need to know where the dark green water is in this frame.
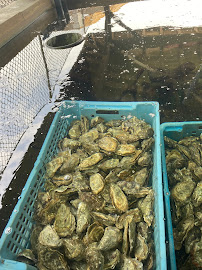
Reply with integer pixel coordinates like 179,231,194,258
0,1,202,269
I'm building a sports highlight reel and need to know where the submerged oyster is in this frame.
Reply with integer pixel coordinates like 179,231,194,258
38,247,69,270
86,243,104,270
110,183,128,213
98,226,122,251
63,238,85,261
54,204,75,237
38,225,62,248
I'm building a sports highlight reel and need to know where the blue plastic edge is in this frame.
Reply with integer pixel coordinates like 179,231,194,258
154,105,167,270
0,101,167,270
0,259,37,270
160,123,177,270
160,121,202,270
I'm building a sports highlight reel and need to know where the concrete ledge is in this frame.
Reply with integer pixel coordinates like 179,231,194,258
0,0,54,48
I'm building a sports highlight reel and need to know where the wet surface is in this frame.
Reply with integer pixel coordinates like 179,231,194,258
0,0,202,268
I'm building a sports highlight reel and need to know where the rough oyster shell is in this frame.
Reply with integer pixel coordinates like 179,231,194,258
110,183,128,213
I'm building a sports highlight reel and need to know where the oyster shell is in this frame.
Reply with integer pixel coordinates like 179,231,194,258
98,136,118,153
76,202,91,234
54,204,75,237
137,190,154,226
38,247,69,270
90,116,104,127
17,249,36,265
192,181,202,207
59,153,80,174
122,257,143,270
63,238,85,261
90,173,105,194
59,138,81,151
79,153,103,170
83,222,104,245
38,225,62,248
98,226,122,251
116,144,136,156
86,243,104,270
110,183,128,212
134,233,149,261
103,249,120,270
171,179,195,204
46,157,63,178
69,120,82,139
91,212,117,227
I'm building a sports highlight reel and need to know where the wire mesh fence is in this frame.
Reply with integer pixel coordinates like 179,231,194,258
0,0,16,8
0,34,71,175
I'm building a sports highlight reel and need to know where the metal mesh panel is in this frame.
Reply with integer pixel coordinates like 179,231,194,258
0,36,50,173
0,0,16,8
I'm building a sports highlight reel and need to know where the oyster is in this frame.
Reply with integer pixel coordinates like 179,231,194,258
116,144,136,156
98,159,120,172
137,152,152,167
137,190,154,226
103,249,120,270
90,173,105,194
91,212,117,227
192,181,202,207
122,215,136,255
86,243,104,270
98,136,118,153
59,153,80,174
191,240,202,268
38,225,62,248
80,116,90,134
110,183,128,212
90,116,104,127
116,208,142,229
76,202,91,234
79,153,103,170
37,247,69,270
98,226,122,251
122,257,143,270
59,138,81,151
17,249,37,265
63,238,85,261
134,233,149,261
46,157,63,178
83,222,104,245
69,120,81,139
79,128,99,144
54,204,75,237
171,179,195,204
79,192,105,211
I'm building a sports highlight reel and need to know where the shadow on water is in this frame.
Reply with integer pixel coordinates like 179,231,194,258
60,2,202,123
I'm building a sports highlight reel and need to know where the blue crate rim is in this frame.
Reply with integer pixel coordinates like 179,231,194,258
160,120,202,270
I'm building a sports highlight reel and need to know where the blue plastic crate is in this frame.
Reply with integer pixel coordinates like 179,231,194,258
160,121,202,270
0,101,166,270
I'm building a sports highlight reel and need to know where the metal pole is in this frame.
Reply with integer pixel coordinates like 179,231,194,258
38,35,52,100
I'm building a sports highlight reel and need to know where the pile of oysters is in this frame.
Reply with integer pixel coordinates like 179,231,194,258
17,115,156,270
164,134,202,269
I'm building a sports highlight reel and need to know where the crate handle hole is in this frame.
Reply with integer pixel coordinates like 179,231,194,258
199,125,202,130
95,110,119,115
